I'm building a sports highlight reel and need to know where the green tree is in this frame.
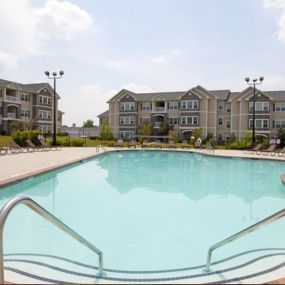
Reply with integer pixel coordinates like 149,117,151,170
157,121,170,136
100,124,113,140
168,130,178,142
192,128,202,140
139,122,152,137
83,119,95,128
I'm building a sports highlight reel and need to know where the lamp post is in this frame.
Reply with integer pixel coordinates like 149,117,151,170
44,71,64,146
245,76,264,148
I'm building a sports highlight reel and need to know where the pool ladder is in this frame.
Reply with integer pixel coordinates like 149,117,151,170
205,208,285,271
0,196,103,284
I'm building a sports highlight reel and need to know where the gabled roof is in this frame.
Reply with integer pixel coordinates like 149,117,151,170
98,110,109,117
0,78,60,98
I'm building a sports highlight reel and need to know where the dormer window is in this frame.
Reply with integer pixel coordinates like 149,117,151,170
120,102,135,111
181,100,199,110
249,102,269,112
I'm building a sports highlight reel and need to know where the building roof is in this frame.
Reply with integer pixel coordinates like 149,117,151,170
0,78,60,98
98,110,109,117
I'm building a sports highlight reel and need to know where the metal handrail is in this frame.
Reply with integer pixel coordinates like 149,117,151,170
205,208,285,272
0,196,103,283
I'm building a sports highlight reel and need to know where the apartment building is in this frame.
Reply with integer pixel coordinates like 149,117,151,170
0,79,63,134
98,85,285,142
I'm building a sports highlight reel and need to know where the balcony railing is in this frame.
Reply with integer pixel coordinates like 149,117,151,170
7,113,17,119
5,95,20,103
152,107,166,112
154,122,163,128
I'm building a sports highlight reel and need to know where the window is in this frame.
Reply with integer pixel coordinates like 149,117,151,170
273,120,285,128
39,125,51,133
169,102,178,110
39,95,51,105
218,101,224,110
249,102,269,112
226,104,231,113
226,120,231,129
21,109,30,118
120,116,135,125
249,119,269,129
141,103,151,110
181,100,199,110
180,116,198,125
218,117,223,126
141,117,150,124
21,94,30,102
38,110,51,119
120,131,134,139
169,117,178,125
120,102,135,111
0,90,3,97
275,103,285,112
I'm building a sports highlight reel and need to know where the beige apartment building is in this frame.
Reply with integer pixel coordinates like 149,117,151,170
98,85,285,142
0,79,63,135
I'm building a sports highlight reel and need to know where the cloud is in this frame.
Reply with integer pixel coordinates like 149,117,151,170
264,0,285,42
152,56,168,64
0,0,93,71
122,83,155,93
152,50,181,65
35,0,93,40
0,52,18,72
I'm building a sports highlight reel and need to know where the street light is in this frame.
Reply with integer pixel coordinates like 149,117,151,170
245,76,264,148
44,71,64,146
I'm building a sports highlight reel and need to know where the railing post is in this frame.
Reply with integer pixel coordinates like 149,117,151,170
0,228,4,284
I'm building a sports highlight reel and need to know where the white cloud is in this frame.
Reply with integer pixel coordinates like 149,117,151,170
0,52,18,72
152,56,168,64
0,0,93,71
122,83,155,93
35,0,93,40
264,0,285,42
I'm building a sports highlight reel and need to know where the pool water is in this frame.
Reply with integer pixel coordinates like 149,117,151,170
1,151,285,271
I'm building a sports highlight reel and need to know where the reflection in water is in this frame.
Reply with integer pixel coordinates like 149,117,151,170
97,151,285,203
0,172,59,214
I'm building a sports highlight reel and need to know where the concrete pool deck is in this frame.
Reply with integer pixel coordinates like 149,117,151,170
0,146,285,187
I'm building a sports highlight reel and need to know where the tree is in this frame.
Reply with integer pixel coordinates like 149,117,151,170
83,119,95,128
168,130,178,142
157,121,170,136
139,122,152,137
100,124,113,140
192,128,202,140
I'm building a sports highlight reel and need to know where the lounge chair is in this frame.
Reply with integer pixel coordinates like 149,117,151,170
11,139,28,153
261,144,277,156
149,140,162,149
250,143,262,154
168,139,176,149
116,139,124,147
38,139,59,151
0,147,9,155
204,141,214,154
277,146,285,157
181,140,190,149
142,140,149,149
25,139,46,151
128,140,137,148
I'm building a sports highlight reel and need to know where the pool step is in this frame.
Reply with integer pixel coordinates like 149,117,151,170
4,248,285,284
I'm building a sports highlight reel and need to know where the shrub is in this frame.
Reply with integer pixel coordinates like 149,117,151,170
71,138,85,147
11,130,40,146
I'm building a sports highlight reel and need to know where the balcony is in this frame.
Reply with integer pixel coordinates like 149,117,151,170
5,95,20,103
154,122,162,128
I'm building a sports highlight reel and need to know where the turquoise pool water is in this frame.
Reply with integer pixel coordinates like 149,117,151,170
1,150,285,271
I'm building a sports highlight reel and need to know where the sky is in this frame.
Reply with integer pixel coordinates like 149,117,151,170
1,0,285,126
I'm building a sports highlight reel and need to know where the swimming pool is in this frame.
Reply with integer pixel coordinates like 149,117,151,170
1,150,285,283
